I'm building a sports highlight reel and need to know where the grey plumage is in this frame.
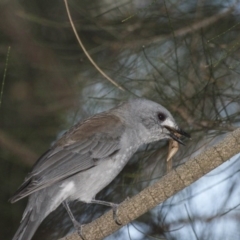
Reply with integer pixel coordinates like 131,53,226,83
10,98,190,240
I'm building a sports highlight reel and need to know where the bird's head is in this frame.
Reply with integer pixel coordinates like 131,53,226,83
117,99,190,145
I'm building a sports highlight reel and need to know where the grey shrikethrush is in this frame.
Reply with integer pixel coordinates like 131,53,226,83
10,98,190,240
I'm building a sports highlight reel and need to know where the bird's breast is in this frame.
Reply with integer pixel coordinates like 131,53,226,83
67,146,137,203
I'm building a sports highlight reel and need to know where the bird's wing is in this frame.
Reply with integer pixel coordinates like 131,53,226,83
10,113,125,203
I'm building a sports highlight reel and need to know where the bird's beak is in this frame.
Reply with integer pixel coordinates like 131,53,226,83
163,126,191,145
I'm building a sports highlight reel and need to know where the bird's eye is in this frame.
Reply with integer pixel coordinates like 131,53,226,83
158,112,166,121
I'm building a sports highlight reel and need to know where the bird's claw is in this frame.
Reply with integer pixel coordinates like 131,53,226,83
112,197,130,225
112,203,122,225
74,223,85,240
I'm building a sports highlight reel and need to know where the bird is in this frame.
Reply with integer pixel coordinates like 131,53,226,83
10,98,190,240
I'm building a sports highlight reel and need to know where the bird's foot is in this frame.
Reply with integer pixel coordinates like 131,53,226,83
71,220,85,240
62,201,85,240
111,203,121,225
90,199,123,225
74,223,85,240
91,197,130,225
113,196,130,225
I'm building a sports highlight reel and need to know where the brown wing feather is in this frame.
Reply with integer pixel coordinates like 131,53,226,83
10,113,124,203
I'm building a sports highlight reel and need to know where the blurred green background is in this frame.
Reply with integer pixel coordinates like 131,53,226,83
1,0,240,239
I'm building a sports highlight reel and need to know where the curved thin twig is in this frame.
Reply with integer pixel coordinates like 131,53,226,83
64,0,125,91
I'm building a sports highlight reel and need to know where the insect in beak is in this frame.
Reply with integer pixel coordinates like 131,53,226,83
164,126,191,145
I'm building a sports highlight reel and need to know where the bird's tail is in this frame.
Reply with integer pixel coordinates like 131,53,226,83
12,210,41,240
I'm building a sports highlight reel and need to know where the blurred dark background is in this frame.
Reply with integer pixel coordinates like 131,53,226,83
1,0,240,239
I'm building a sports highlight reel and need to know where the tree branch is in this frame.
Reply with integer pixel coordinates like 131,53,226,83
60,128,240,240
